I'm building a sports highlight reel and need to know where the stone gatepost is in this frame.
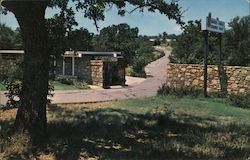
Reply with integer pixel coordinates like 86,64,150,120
90,60,104,87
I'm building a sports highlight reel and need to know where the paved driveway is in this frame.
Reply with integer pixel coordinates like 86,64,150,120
0,49,170,105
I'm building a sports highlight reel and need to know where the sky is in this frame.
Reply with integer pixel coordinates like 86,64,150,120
0,0,249,36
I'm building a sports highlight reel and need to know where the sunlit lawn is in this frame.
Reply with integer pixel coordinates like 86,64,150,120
0,81,88,91
0,96,249,159
0,82,5,91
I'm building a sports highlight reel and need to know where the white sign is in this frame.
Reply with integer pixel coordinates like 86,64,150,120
202,13,225,33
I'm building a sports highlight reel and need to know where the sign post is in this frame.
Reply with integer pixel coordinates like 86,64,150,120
202,13,225,97
203,30,209,97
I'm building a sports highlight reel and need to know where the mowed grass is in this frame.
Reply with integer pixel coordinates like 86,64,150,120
0,81,86,91
0,82,5,91
0,96,249,159
51,81,79,90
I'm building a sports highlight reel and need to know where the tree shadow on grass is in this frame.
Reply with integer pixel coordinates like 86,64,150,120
44,104,250,160
1,104,249,160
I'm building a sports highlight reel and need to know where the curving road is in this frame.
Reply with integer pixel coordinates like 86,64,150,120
0,48,170,105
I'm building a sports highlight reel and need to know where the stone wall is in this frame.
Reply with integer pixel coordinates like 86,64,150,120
56,56,92,83
91,60,104,87
166,63,250,94
0,54,22,71
74,56,92,82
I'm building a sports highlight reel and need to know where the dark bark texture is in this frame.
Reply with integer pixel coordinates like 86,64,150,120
2,1,50,139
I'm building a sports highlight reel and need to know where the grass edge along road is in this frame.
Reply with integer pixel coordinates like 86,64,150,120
0,96,250,159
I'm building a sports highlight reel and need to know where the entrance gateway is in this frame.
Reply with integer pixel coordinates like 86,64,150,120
201,13,226,97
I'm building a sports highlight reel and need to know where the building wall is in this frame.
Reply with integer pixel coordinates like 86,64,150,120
165,63,250,94
74,56,92,82
56,56,92,83
0,53,22,71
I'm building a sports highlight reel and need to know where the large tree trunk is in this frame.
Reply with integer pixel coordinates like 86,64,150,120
2,1,50,139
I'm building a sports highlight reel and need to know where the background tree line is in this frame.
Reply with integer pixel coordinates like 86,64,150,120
170,15,250,66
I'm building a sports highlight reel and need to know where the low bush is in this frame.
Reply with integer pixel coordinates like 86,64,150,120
55,76,74,85
228,92,250,109
74,80,89,89
158,85,203,97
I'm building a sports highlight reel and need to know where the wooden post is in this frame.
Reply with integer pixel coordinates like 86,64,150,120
72,56,75,76
203,31,209,97
62,57,65,75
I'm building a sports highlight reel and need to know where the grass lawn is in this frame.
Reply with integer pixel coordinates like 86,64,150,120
0,96,249,159
51,81,80,90
0,82,5,91
0,81,88,91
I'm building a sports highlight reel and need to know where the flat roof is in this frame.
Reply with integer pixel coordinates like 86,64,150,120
0,50,122,57
64,51,123,58
0,50,24,54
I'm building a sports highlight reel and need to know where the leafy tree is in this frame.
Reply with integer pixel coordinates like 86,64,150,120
170,20,217,64
131,36,155,77
1,0,183,140
92,23,139,66
224,15,250,66
67,27,94,51
0,24,23,49
0,24,15,49
13,27,23,49
170,16,250,66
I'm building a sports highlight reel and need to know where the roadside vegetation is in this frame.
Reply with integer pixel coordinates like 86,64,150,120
0,96,249,159
170,15,250,66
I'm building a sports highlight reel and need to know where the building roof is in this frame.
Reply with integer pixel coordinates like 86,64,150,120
64,51,122,58
0,50,24,54
0,50,123,58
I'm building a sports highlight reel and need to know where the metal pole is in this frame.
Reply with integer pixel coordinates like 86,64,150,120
203,31,208,97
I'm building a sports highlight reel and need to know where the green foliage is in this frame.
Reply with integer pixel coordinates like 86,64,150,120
0,59,23,108
170,20,217,64
92,23,139,67
73,80,90,89
67,28,94,51
158,85,203,97
170,16,250,66
0,82,5,91
0,24,23,49
229,92,250,109
0,24,15,49
224,15,250,66
55,76,74,85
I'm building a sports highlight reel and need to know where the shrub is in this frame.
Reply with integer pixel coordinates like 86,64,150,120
158,85,203,97
228,92,250,109
74,80,89,89
0,60,22,109
55,76,74,85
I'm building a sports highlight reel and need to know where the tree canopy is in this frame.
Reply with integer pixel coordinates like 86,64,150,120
0,24,23,49
170,15,250,66
224,15,250,66
92,23,139,66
